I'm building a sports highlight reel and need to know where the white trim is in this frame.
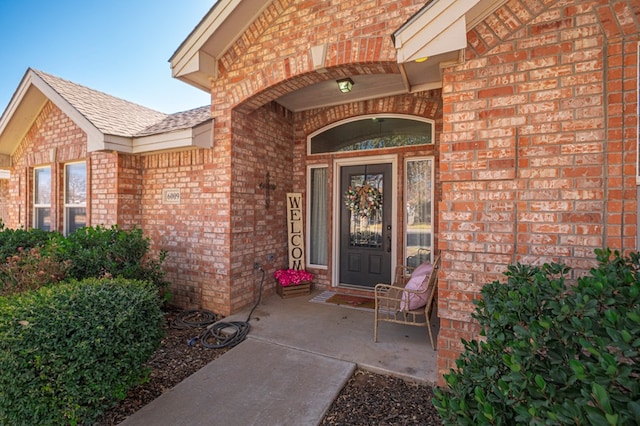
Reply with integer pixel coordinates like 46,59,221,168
394,0,479,63
332,154,397,289
132,122,214,154
63,161,87,236
33,165,52,231
306,164,329,270
307,113,435,156
170,0,270,91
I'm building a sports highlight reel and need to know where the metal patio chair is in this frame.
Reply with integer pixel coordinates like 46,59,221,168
374,254,441,349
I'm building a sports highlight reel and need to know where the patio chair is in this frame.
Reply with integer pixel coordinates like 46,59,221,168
373,254,441,349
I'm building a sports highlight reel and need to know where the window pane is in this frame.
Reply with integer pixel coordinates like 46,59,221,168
309,167,328,266
34,167,51,205
310,118,432,154
405,159,433,267
65,207,86,234
34,207,51,231
65,163,86,204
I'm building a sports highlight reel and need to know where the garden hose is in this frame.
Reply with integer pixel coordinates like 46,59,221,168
170,309,218,330
184,266,266,349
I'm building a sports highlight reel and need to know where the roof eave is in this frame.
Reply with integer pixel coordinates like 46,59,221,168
132,121,213,154
0,69,105,157
393,0,508,63
169,0,270,91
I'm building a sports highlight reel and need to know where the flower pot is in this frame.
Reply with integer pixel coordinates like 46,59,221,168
276,281,312,299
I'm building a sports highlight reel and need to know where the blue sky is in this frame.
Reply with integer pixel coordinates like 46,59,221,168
0,1,214,114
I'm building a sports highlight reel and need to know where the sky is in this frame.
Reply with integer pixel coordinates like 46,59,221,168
0,1,214,114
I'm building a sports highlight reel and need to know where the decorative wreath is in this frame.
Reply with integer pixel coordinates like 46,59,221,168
344,183,383,218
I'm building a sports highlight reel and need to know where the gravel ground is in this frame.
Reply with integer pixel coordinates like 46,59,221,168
96,309,442,425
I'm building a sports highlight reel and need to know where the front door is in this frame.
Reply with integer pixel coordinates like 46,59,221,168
339,163,392,288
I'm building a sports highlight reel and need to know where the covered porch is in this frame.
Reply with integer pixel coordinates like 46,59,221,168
225,289,439,384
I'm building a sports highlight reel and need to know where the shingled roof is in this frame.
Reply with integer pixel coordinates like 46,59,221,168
137,105,211,137
33,69,211,137
0,68,213,157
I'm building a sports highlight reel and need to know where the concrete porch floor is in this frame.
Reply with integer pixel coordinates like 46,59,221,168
225,289,439,384
119,289,439,425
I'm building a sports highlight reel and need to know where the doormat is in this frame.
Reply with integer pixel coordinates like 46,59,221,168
310,291,376,310
326,293,375,309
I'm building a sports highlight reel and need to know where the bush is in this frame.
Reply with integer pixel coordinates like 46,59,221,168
433,248,640,425
0,225,56,264
56,225,168,291
0,278,165,425
0,246,70,296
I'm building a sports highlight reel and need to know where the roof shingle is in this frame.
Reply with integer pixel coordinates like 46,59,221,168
32,69,210,137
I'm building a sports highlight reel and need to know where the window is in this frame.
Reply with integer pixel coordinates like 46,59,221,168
308,166,328,266
309,116,433,154
64,162,86,235
404,158,434,267
33,166,51,231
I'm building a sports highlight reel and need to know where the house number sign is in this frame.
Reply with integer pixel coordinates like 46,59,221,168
162,188,181,204
286,192,305,270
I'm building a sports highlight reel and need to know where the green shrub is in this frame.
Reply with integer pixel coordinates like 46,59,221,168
0,246,70,296
0,278,165,425
0,226,57,264
433,248,640,425
56,225,168,291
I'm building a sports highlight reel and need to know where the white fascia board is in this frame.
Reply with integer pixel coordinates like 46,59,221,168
394,0,480,63
100,135,134,154
170,0,269,89
192,121,214,149
0,169,9,179
172,51,217,92
31,72,104,145
0,70,106,156
131,121,213,154
171,0,242,84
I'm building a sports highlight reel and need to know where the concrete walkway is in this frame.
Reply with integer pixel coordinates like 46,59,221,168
120,290,438,425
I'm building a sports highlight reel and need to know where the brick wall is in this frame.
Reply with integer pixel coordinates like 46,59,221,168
141,149,209,310
89,151,119,226
229,103,295,311
191,0,433,315
437,0,639,380
4,101,88,231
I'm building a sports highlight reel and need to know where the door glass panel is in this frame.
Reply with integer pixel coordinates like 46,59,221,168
346,173,383,248
405,158,433,267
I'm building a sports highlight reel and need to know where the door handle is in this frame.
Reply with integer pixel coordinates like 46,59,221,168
386,225,392,252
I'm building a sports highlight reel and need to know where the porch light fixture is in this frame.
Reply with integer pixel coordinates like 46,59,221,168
337,77,354,93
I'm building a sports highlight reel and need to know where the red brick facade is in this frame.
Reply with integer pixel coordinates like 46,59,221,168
437,0,639,378
1,0,639,385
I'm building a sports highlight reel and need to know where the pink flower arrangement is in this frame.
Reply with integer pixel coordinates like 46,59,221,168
274,268,313,287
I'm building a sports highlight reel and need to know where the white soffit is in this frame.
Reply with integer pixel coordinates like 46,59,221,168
170,0,270,92
394,0,507,63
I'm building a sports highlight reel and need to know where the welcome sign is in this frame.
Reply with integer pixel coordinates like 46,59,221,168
286,193,305,270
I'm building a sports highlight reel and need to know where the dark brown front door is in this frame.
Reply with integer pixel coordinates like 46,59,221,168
339,163,392,288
